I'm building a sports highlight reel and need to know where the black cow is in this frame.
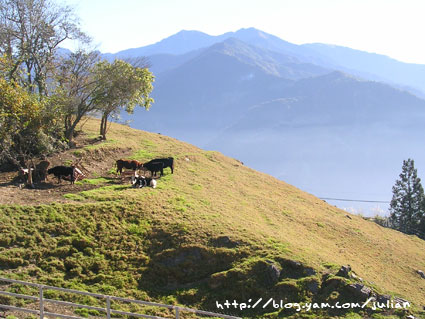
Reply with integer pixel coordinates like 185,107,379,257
132,176,157,188
47,166,75,184
144,157,174,175
142,161,164,177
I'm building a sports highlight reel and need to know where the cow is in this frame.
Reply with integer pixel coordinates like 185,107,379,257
18,167,34,184
143,157,174,175
62,167,86,182
132,175,157,188
47,166,75,184
34,160,50,182
116,159,143,174
141,161,164,177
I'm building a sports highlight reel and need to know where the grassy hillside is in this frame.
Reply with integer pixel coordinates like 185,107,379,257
0,118,424,319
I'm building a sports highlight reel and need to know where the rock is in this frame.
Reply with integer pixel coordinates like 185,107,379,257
265,262,281,286
346,283,372,300
377,294,391,304
323,276,347,290
161,247,202,267
336,265,351,278
213,236,239,248
287,259,302,268
306,280,320,294
394,297,410,306
417,269,425,279
350,272,364,282
304,267,317,276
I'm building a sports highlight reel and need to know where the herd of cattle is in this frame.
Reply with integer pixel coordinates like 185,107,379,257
19,157,174,189
116,157,174,188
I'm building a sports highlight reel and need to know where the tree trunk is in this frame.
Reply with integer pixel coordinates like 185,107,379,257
26,162,34,189
65,126,75,143
65,118,80,146
100,112,109,140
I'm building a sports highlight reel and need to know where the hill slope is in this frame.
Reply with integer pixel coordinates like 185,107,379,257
129,37,425,215
0,119,424,318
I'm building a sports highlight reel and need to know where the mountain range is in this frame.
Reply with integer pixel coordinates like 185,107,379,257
106,28,425,97
104,28,425,215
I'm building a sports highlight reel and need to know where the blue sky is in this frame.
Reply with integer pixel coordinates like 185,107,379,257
63,0,425,64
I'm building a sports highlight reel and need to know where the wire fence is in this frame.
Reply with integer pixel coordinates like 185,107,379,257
0,277,241,319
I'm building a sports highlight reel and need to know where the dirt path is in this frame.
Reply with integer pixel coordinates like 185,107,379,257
0,137,133,205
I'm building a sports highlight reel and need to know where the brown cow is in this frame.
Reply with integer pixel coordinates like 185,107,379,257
34,160,50,182
116,159,143,174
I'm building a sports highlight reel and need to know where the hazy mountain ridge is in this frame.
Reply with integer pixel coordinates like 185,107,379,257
304,43,425,97
106,28,425,98
104,29,227,58
113,28,425,215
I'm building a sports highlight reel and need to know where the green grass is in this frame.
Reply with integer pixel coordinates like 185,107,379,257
128,149,155,160
75,177,113,185
0,118,424,319
63,193,86,201
83,139,118,151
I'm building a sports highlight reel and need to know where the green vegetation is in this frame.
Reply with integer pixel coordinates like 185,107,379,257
0,0,154,167
389,158,425,239
0,119,424,319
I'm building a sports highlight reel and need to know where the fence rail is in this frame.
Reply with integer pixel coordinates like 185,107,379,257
0,277,240,319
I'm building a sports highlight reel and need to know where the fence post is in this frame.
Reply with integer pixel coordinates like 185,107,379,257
39,286,44,319
175,306,179,319
106,296,111,319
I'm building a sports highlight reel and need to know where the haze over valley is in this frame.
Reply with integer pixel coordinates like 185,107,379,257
106,28,425,216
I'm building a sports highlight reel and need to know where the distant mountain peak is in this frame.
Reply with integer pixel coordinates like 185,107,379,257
233,27,284,41
172,29,210,37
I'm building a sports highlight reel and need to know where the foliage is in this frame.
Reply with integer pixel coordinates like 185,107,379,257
92,59,154,139
0,1,155,158
0,0,90,161
0,77,62,166
0,0,86,95
389,158,425,238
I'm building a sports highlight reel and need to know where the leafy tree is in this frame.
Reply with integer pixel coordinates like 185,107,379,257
0,0,86,95
0,1,155,153
389,159,425,235
419,214,425,239
92,59,154,139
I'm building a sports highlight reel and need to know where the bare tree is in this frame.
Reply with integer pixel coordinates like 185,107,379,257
54,49,101,143
0,0,87,95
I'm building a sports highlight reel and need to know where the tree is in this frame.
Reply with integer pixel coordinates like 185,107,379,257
0,77,45,166
389,159,425,235
419,213,425,240
0,0,86,95
53,49,100,143
92,59,154,139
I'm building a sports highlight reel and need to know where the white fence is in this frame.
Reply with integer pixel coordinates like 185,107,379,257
0,277,241,319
